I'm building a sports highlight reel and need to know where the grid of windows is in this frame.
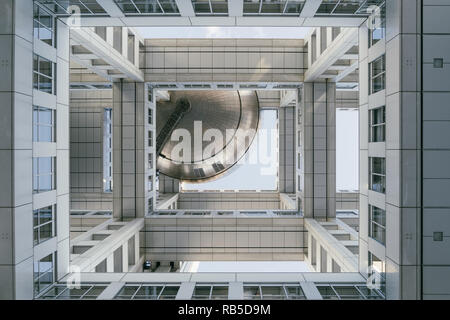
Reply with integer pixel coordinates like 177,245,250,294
369,157,385,193
243,284,306,300
34,253,55,296
33,157,56,193
33,205,55,245
36,0,107,15
115,284,180,299
369,106,385,142
317,283,385,300
368,205,386,245
192,0,228,15
34,3,54,46
33,54,55,95
114,0,180,14
33,106,55,142
369,55,385,94
368,1,386,47
243,0,305,15
38,284,107,299
192,284,228,300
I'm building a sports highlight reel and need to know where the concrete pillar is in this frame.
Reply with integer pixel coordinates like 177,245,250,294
121,242,128,273
279,106,295,193
106,254,114,272
300,82,336,219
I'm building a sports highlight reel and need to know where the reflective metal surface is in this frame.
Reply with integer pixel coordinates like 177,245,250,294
156,90,259,181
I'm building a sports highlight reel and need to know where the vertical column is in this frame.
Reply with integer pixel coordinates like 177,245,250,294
279,106,295,193
422,0,450,299
0,0,34,300
359,0,422,299
301,82,336,219
113,81,147,220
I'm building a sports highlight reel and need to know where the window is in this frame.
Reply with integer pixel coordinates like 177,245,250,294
33,3,54,46
148,130,153,147
103,108,113,192
369,205,386,245
37,284,107,300
148,108,153,125
369,55,385,94
192,0,228,15
33,54,55,94
33,157,56,193
115,284,179,300
148,197,153,214
243,0,305,15
34,253,55,297
192,284,228,300
317,283,384,300
148,176,153,191
368,252,386,295
33,205,55,245
368,2,386,47
148,153,153,170
243,284,306,300
369,157,385,194
33,106,55,142
369,106,385,142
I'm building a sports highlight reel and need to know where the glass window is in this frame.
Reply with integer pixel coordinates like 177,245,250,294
114,0,180,14
243,284,305,300
33,157,56,193
103,108,113,192
33,205,55,245
368,252,386,295
148,176,153,191
192,0,228,15
368,1,386,47
148,130,153,147
369,106,385,142
369,157,385,194
33,54,55,94
148,197,153,214
369,55,385,94
34,253,55,297
192,284,228,300
148,153,153,170
38,284,107,300
369,205,386,245
243,0,305,15
317,283,384,300
34,3,54,46
33,106,55,142
148,108,153,125
115,284,179,299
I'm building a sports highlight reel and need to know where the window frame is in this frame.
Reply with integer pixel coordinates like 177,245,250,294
368,205,386,245
369,55,386,95
33,205,56,246
33,2,55,47
33,106,56,142
33,157,56,194
369,157,386,194
33,54,56,95
368,1,386,48
34,252,56,297
369,106,386,142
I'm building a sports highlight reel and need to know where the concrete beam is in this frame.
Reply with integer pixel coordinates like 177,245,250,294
175,0,195,16
97,0,125,17
300,0,322,18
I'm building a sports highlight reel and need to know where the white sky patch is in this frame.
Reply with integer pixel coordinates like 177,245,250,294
135,26,312,39
336,108,359,191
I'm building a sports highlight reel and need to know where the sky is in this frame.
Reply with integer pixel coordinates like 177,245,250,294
136,26,312,39
183,261,312,273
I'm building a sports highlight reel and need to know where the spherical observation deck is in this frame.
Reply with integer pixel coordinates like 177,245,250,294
156,90,259,182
